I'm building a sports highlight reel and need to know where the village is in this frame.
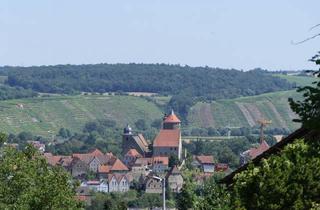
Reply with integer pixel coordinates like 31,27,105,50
22,110,237,204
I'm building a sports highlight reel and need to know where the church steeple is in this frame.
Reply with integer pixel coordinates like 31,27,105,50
162,109,181,129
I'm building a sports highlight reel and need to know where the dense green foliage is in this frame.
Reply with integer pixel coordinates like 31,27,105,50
0,139,82,209
87,190,175,209
0,85,37,100
289,52,320,129
2,64,293,99
231,138,320,209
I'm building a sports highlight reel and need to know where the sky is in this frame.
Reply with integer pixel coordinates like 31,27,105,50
1,0,319,70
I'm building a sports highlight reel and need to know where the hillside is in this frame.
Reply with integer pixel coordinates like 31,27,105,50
0,95,162,137
1,64,293,101
188,90,301,131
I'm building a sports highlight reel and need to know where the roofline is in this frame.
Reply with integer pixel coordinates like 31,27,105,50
220,127,310,185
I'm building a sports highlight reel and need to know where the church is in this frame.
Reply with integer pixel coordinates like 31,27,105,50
153,110,182,160
122,110,182,160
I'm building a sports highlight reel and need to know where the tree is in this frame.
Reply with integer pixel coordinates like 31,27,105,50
196,178,231,210
289,52,320,129
231,138,320,209
168,155,180,168
176,181,198,210
135,119,148,130
0,145,82,209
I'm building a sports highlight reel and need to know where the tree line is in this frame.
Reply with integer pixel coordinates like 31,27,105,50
2,64,294,99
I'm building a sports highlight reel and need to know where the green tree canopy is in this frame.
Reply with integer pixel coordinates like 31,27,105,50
0,144,82,210
289,52,320,129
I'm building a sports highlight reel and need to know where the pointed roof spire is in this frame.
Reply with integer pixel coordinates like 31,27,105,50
163,109,181,123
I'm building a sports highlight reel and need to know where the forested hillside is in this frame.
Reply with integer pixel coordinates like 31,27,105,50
1,64,294,100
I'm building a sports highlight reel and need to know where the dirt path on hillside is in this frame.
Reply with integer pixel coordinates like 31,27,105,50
236,102,256,127
199,103,215,127
266,101,288,129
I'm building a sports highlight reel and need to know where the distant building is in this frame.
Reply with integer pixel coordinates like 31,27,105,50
131,157,153,181
107,173,131,192
123,149,143,168
215,163,229,172
122,124,150,157
240,140,269,166
80,180,109,193
145,175,163,194
192,155,215,173
27,141,45,153
153,110,182,160
166,166,184,193
152,156,169,174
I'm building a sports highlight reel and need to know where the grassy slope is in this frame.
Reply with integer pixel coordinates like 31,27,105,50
188,74,317,131
188,90,302,131
0,95,163,137
273,74,317,87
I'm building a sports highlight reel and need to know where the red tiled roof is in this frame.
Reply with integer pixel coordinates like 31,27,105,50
215,163,229,172
98,165,111,173
152,156,169,165
126,149,142,158
248,140,270,159
110,159,129,171
46,155,62,166
134,157,152,166
90,148,104,156
163,113,181,123
153,129,180,147
72,153,94,164
196,155,214,164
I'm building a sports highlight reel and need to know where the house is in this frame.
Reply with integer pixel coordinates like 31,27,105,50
70,157,89,178
221,128,319,185
43,153,73,170
123,149,143,168
98,165,111,179
192,155,215,173
110,158,129,173
166,166,184,193
153,110,182,160
80,180,109,193
152,156,169,174
215,163,229,172
145,175,163,194
131,157,153,180
27,140,46,153
108,173,131,192
122,124,150,157
71,149,117,175
240,140,269,166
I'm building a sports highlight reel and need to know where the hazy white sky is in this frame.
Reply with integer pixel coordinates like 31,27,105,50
1,0,319,70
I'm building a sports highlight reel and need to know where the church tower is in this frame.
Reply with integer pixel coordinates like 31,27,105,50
162,110,181,130
122,124,150,157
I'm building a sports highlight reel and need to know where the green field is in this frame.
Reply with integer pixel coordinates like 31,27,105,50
273,74,317,87
188,90,302,130
0,95,163,137
0,73,315,136
188,74,317,131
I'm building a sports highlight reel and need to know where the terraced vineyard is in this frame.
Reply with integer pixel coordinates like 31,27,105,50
188,90,302,131
0,95,163,137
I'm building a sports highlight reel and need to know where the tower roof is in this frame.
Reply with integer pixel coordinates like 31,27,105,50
163,110,181,123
